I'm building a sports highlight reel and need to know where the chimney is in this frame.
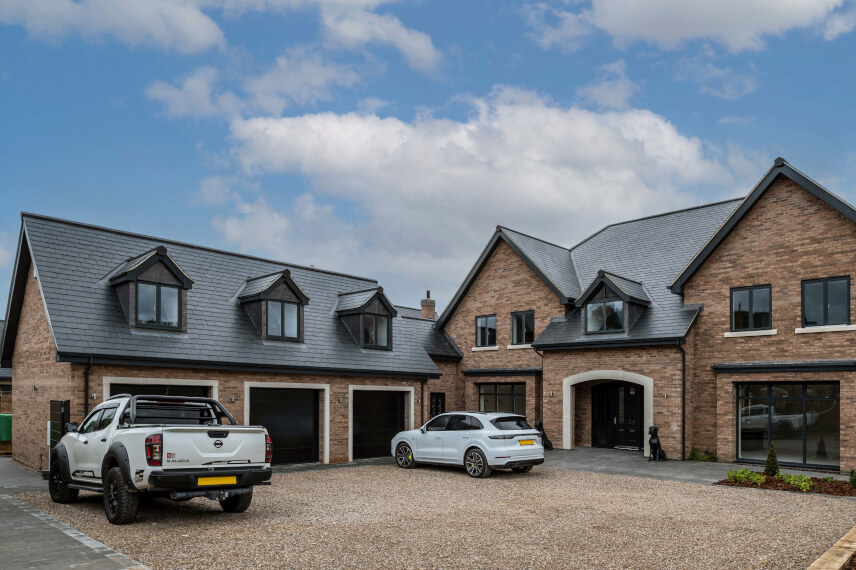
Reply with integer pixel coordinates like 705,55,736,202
421,290,436,320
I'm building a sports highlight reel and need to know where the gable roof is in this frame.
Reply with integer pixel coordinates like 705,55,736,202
0,213,445,377
336,287,397,316
237,269,310,304
670,158,856,294
575,270,652,307
435,226,579,328
108,245,194,289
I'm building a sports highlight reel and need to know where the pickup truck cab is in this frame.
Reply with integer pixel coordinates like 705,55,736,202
49,394,272,524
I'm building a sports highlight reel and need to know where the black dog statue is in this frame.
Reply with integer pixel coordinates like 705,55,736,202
534,420,553,450
648,426,667,462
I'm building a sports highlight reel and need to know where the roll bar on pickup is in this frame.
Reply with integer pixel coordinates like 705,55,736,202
126,395,237,426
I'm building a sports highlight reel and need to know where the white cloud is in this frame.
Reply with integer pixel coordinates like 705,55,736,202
146,67,243,118
718,115,756,125
212,86,756,307
244,48,359,114
196,176,241,204
357,97,389,114
321,8,442,71
524,3,591,52
676,56,759,100
526,0,850,53
824,6,856,39
0,0,225,54
577,60,639,109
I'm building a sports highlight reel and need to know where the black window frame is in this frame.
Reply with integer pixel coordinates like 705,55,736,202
510,310,535,345
478,383,526,414
729,284,772,332
585,285,624,334
801,276,850,327
266,299,301,341
361,312,391,350
475,314,497,347
135,281,181,330
736,381,840,469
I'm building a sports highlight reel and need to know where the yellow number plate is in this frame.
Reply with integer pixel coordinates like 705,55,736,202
198,476,237,486
519,439,535,446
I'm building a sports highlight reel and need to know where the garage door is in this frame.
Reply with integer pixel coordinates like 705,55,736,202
352,391,405,459
109,383,210,398
249,388,318,465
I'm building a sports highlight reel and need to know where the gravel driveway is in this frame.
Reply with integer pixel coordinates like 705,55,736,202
14,465,856,569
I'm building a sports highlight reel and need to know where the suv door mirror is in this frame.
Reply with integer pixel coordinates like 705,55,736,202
420,426,426,434
66,422,79,433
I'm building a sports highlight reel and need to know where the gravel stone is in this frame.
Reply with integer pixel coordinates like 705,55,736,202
14,466,856,569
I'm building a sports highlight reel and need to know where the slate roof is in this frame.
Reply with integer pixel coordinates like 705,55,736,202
603,272,651,304
576,270,652,306
534,199,742,347
499,227,580,299
5,214,454,377
336,288,381,312
237,272,282,299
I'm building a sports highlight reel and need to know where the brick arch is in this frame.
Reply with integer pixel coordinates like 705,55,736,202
562,370,654,457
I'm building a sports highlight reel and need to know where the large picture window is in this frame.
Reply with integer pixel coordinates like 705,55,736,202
737,382,839,468
511,310,534,345
478,383,525,414
585,286,623,333
136,282,180,329
476,315,497,347
802,277,850,327
730,285,771,331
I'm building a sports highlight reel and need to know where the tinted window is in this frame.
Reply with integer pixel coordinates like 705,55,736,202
476,315,496,347
511,311,535,345
803,281,824,326
267,300,283,337
283,303,299,338
137,283,158,324
96,406,118,431
479,383,525,414
752,286,771,329
828,279,849,325
137,282,180,328
445,415,469,430
425,415,450,431
492,416,531,430
79,410,103,434
803,277,850,327
376,315,388,346
586,286,623,333
731,286,771,331
160,286,179,327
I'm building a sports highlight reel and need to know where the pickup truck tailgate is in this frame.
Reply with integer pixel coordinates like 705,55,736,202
161,426,267,468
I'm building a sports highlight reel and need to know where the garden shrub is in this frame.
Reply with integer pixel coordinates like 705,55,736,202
850,470,856,488
764,443,780,477
689,447,718,462
824,476,836,483
727,467,766,486
779,473,812,492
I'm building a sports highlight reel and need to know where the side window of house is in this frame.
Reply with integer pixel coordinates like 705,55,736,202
476,314,496,347
802,277,850,327
730,285,771,331
511,310,534,345
137,282,180,329
267,300,300,339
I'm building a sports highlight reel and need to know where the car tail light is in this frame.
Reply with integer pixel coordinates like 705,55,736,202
145,434,162,466
265,434,273,463
488,434,518,440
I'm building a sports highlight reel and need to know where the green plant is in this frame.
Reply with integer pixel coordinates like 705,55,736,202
689,447,718,462
779,473,813,492
824,476,836,483
727,467,766,486
850,470,856,488
764,443,780,477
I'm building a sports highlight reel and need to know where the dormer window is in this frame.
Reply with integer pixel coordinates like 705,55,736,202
363,313,390,348
137,282,180,329
336,286,397,350
266,300,299,340
585,285,624,333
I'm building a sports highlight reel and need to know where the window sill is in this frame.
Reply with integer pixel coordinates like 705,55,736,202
506,344,532,350
471,346,499,352
794,324,856,334
723,329,777,338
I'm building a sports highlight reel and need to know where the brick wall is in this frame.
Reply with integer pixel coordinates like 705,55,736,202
683,176,856,469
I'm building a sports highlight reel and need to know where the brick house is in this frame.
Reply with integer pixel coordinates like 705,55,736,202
4,157,853,472
435,158,851,471
1,214,461,470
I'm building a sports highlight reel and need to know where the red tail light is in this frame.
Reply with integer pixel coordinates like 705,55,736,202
265,434,273,463
145,434,162,466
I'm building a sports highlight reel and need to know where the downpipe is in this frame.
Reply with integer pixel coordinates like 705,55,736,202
83,357,93,415
678,342,686,461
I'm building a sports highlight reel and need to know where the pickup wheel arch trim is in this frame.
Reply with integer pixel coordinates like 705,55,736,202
102,442,133,488
53,443,72,482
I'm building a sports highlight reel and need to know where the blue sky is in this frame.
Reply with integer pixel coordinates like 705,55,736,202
2,0,856,315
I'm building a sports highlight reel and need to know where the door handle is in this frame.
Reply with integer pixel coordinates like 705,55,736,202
462,436,470,440
434,436,441,440
82,440,88,444
101,438,107,442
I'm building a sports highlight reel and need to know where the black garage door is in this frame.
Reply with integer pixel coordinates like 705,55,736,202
353,391,405,459
250,388,318,465
109,384,210,398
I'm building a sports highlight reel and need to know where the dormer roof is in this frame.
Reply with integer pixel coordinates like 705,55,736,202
575,270,652,308
108,245,193,289
237,269,310,304
336,287,398,317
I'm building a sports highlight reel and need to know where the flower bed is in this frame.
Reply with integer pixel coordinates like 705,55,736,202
717,467,856,497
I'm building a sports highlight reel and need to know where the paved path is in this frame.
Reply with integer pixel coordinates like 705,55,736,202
0,458,146,569
544,446,848,485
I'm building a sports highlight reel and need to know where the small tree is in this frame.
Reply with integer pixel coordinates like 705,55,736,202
764,442,780,477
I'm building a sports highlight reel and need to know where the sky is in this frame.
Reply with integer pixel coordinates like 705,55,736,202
2,0,856,316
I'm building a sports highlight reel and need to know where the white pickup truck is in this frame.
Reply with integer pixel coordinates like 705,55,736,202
49,394,272,524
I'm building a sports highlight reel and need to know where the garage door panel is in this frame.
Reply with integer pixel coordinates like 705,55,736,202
250,388,318,465
109,384,210,398
353,391,405,459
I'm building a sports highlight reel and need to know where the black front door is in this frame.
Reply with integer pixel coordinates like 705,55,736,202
591,381,643,450
429,393,445,419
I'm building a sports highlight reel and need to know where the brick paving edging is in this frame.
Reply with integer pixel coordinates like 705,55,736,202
809,524,856,570
0,494,148,569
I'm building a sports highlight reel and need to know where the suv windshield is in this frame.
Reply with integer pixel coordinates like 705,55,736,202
492,416,531,430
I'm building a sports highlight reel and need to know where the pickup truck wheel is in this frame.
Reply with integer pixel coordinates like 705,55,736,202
103,467,139,525
48,462,78,504
220,490,253,513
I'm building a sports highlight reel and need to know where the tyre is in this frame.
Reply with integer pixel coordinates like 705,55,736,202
220,490,253,513
103,467,139,525
512,465,533,474
395,443,417,469
48,461,78,504
464,448,492,478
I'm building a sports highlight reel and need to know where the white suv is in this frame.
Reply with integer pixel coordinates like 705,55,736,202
391,412,544,478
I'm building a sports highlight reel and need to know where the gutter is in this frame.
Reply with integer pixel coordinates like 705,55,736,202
533,337,684,351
